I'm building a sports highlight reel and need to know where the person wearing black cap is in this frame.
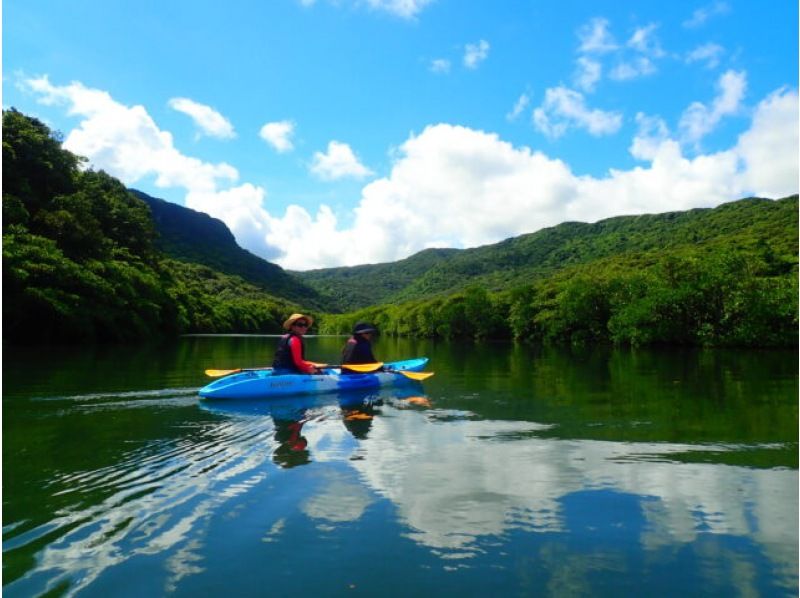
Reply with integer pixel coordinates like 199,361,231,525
341,322,380,373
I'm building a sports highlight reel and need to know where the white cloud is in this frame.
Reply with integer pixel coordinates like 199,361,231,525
310,141,373,180
23,77,798,271
533,86,623,138
463,40,490,69
679,69,746,145
627,24,665,58
305,0,434,18
609,57,656,81
27,77,239,192
260,120,295,153
735,87,799,198
506,93,530,121
629,113,671,161
686,43,725,69
575,19,664,88
574,57,602,92
577,17,618,54
364,0,435,19
24,76,282,259
168,97,235,139
429,58,451,74
683,1,730,28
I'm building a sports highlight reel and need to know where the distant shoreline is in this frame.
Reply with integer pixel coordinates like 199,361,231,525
181,334,348,338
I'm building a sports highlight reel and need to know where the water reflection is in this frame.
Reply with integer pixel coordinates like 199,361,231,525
3,340,797,597
350,411,797,591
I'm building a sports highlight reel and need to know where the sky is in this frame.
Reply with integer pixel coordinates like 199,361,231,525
4,0,798,271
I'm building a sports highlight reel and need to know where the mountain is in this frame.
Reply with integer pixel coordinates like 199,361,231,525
289,247,459,312
131,189,327,309
295,195,798,311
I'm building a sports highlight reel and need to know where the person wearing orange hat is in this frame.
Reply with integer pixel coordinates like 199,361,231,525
272,313,323,375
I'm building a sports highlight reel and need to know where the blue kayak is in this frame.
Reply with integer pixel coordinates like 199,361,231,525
198,358,429,400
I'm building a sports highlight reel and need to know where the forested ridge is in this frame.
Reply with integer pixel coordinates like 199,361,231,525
130,189,326,309
2,108,797,347
319,198,798,346
2,109,302,342
298,196,798,311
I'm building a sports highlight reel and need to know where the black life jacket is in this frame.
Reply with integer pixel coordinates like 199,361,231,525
341,335,377,365
272,333,305,371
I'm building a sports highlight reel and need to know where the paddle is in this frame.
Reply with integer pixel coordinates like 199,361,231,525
341,364,434,381
386,370,434,381
205,362,385,378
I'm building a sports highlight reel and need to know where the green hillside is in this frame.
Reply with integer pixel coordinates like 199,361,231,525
2,108,307,342
291,247,458,312
130,189,326,310
3,107,796,348
298,196,798,311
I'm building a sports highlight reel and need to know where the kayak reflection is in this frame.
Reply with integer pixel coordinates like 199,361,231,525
199,387,429,468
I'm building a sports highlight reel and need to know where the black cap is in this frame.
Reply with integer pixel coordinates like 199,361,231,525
353,322,377,334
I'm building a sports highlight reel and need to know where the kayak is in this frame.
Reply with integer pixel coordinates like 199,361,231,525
198,357,429,400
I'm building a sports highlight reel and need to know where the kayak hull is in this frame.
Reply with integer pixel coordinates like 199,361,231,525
198,358,429,400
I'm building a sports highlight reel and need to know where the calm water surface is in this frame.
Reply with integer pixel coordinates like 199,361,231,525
3,336,798,597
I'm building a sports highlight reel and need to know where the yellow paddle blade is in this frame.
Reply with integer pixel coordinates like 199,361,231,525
394,370,434,381
340,362,384,373
205,368,242,377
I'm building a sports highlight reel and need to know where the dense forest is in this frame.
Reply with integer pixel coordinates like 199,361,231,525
2,109,301,342
317,196,798,347
130,189,326,309
2,108,797,347
297,196,798,310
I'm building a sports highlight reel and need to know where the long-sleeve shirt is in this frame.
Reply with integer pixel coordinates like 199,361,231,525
288,336,318,374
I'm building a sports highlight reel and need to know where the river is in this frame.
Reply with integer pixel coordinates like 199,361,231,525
3,336,797,596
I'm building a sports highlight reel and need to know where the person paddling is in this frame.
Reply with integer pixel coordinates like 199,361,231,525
341,322,380,373
272,313,323,375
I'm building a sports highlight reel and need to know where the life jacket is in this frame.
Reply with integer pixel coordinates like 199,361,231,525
341,335,377,365
272,333,305,371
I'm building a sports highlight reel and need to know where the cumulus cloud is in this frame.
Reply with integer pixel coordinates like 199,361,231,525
429,58,451,74
686,43,725,69
533,86,623,138
463,40,490,69
629,113,671,161
28,77,239,191
609,57,656,81
627,24,665,58
679,69,746,145
168,97,235,139
735,87,799,198
683,1,730,28
24,76,282,259
364,0,435,19
574,18,665,90
304,0,434,18
506,93,530,121
574,57,602,92
310,141,373,180
260,120,295,153
23,76,798,271
577,17,618,54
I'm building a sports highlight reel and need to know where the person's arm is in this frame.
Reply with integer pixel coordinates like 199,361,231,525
341,338,357,364
289,337,319,374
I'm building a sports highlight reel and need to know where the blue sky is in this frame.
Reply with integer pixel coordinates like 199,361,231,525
4,0,798,270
